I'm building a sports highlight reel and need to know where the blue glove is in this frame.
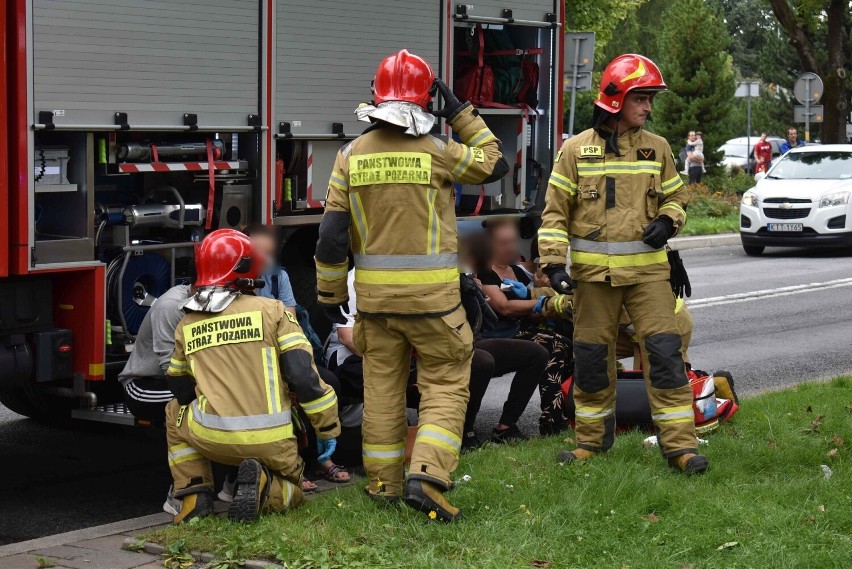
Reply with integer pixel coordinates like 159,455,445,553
317,438,337,463
502,278,530,299
532,296,547,314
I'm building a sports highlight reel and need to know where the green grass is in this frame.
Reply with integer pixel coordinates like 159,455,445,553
144,378,852,569
680,210,740,236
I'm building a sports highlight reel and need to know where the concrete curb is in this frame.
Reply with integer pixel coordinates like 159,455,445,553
669,233,740,251
0,513,171,558
125,539,284,569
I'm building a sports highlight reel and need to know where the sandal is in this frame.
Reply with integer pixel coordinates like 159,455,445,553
301,479,318,493
315,461,351,483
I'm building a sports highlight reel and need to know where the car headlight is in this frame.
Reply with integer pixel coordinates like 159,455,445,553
741,191,758,207
818,191,850,208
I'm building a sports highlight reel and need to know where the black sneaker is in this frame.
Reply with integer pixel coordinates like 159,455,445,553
228,459,271,523
490,424,529,444
461,431,484,452
539,418,570,436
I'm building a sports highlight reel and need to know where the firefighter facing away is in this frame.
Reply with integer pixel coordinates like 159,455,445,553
165,229,340,523
538,54,709,474
315,49,509,521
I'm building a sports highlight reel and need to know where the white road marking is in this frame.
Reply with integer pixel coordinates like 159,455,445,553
687,277,852,309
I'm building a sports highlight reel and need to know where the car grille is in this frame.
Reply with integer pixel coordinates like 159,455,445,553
763,197,811,204
763,207,810,219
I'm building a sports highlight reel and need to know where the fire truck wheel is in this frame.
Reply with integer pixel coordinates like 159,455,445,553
0,383,73,422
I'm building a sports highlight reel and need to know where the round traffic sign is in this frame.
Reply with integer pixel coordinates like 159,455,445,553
794,72,823,104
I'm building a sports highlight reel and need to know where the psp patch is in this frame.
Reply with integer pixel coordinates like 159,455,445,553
286,311,298,324
637,148,656,161
579,145,603,158
471,147,485,163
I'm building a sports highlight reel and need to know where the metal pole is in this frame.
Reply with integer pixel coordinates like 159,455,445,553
804,76,811,142
567,36,582,137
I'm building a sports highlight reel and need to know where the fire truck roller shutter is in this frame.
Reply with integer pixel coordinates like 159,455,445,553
30,0,261,128
106,253,172,336
275,0,440,137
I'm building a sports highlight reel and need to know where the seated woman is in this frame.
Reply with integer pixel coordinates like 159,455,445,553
471,220,574,436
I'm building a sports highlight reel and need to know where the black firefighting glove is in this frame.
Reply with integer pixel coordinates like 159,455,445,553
460,274,497,334
642,216,675,249
432,78,468,121
322,303,349,326
545,265,575,295
667,249,692,298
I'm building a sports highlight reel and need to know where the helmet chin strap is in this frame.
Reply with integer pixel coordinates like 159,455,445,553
592,106,622,157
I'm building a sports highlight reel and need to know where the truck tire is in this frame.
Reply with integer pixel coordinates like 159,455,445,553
0,383,73,422
742,244,764,256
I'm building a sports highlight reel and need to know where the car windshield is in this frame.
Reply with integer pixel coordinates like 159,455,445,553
767,151,852,180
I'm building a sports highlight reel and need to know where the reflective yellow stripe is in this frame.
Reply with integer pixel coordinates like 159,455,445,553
277,332,311,352
662,174,684,195
549,172,578,195
329,171,348,192
363,441,406,464
302,390,337,415
652,405,694,423
167,443,203,466
452,147,474,178
575,405,615,420
167,358,189,375
415,424,461,456
577,161,662,175
188,406,294,445
426,188,439,254
538,228,570,244
465,127,496,147
570,249,668,268
355,267,459,285
262,347,282,414
349,193,368,254
316,261,348,282
659,202,687,221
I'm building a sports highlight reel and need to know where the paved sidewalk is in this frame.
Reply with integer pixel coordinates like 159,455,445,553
669,232,739,251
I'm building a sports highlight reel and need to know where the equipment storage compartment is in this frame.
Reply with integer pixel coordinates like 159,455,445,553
275,0,440,138
32,132,95,265
452,21,554,214
30,0,260,129
453,1,557,24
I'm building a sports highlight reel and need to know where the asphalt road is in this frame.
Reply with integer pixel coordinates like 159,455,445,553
1,243,851,543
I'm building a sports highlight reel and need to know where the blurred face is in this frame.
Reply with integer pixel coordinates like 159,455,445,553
688,131,697,141
760,133,767,141
250,233,276,270
491,224,519,265
788,129,797,142
620,92,654,130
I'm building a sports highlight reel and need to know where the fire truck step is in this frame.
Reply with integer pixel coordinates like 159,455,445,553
71,403,137,426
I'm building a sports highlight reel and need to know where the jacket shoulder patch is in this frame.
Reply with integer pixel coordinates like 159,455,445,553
579,145,603,158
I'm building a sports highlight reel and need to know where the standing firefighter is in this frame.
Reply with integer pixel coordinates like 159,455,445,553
539,54,709,474
315,49,508,521
165,229,340,523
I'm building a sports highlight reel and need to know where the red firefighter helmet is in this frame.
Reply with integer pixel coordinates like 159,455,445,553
373,49,436,109
194,229,261,288
595,54,667,114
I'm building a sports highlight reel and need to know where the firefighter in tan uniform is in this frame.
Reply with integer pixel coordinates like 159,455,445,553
315,50,508,521
165,229,340,523
539,54,709,474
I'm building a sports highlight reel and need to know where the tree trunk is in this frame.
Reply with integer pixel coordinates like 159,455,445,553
767,0,849,143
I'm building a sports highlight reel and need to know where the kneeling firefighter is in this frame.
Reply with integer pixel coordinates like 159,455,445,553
165,229,340,523
538,54,709,474
314,49,509,521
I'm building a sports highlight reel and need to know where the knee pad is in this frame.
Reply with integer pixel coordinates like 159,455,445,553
573,342,609,393
645,333,687,390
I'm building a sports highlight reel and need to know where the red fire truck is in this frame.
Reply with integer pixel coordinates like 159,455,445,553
0,0,566,424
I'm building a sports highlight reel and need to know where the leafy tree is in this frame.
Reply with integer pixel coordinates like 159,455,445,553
766,0,850,143
653,0,737,161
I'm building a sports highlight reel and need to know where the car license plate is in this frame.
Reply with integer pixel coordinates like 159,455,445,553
767,223,803,232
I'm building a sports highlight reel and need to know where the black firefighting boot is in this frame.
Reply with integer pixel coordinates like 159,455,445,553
404,479,462,523
556,448,597,464
173,490,214,524
668,453,710,475
228,459,271,522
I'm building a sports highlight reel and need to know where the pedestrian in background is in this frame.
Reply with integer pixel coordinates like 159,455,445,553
685,130,705,184
780,127,805,153
753,132,772,174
